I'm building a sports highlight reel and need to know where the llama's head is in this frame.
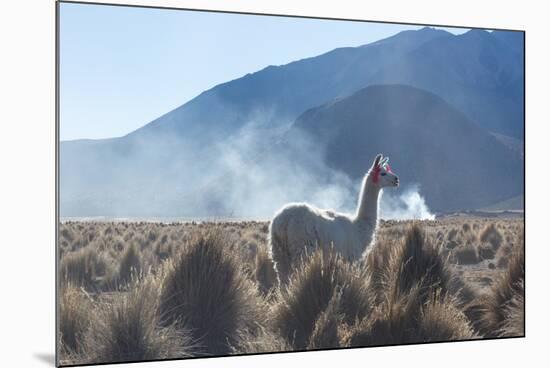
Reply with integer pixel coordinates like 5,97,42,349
370,153,399,188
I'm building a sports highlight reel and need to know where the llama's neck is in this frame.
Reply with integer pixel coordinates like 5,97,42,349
353,175,381,228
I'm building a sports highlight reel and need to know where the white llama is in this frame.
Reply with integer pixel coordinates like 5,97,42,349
268,153,399,284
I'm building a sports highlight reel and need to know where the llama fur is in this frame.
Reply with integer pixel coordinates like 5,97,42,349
268,154,399,284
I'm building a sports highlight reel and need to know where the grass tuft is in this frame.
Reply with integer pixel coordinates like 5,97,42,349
158,230,265,355
273,248,372,349
84,275,193,364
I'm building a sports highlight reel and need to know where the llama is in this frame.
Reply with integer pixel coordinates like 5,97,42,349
268,153,399,285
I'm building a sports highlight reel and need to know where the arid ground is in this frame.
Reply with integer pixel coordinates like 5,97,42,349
58,216,524,366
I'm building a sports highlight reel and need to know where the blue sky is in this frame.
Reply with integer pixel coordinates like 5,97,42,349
59,3,468,141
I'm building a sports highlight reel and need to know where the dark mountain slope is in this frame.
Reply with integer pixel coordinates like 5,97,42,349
290,84,523,211
369,29,524,138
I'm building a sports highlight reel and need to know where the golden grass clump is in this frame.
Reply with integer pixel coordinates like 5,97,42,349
273,248,372,349
84,275,192,364
498,280,524,337
478,243,496,260
158,230,265,355
344,225,476,347
59,285,92,358
230,327,291,354
342,286,421,346
478,235,524,337
60,246,108,290
415,296,477,342
480,223,503,250
117,242,142,286
307,287,344,349
453,243,479,265
385,224,472,306
343,287,475,347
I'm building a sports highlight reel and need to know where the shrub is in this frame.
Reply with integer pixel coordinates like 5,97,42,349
273,248,372,349
307,288,344,349
385,224,464,305
478,243,496,260
453,243,479,265
357,224,477,345
60,246,108,290
480,223,503,250
498,280,524,337
230,327,291,354
343,286,422,347
59,285,92,358
117,243,141,286
414,295,477,342
447,228,459,241
344,288,475,347
84,275,192,363
478,238,524,337
255,245,277,296
370,224,475,305
365,231,396,305
496,244,513,268
158,231,264,355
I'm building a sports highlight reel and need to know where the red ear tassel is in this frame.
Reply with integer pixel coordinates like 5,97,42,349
372,165,381,183
386,164,393,174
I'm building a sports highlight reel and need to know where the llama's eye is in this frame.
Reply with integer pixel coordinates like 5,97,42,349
380,172,387,176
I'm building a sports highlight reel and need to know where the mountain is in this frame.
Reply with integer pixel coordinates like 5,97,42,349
491,30,524,55
289,84,523,211
481,195,524,212
369,29,524,138
129,27,454,141
60,27,524,217
123,27,523,142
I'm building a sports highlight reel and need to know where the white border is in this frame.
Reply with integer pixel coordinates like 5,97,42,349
1,1,549,367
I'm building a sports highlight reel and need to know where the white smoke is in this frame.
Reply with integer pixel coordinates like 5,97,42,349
379,184,435,220
62,113,437,221
208,121,435,221
212,121,356,219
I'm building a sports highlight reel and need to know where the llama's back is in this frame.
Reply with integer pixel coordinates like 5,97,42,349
269,203,322,284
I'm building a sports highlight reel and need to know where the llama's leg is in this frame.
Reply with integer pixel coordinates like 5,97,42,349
269,230,292,286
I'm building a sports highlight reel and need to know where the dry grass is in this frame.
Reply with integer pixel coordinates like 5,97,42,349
58,217,524,364
480,223,504,250
84,275,193,364
273,248,372,349
307,287,345,349
158,230,266,355
477,233,525,337
59,285,92,358
117,242,141,286
344,224,477,347
453,243,480,265
415,295,477,342
60,246,109,290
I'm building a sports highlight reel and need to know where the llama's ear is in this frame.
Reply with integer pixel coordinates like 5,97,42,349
373,154,383,167
380,157,389,167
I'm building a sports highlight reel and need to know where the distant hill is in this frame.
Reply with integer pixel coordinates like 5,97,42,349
369,29,524,138
481,195,524,211
289,85,523,211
